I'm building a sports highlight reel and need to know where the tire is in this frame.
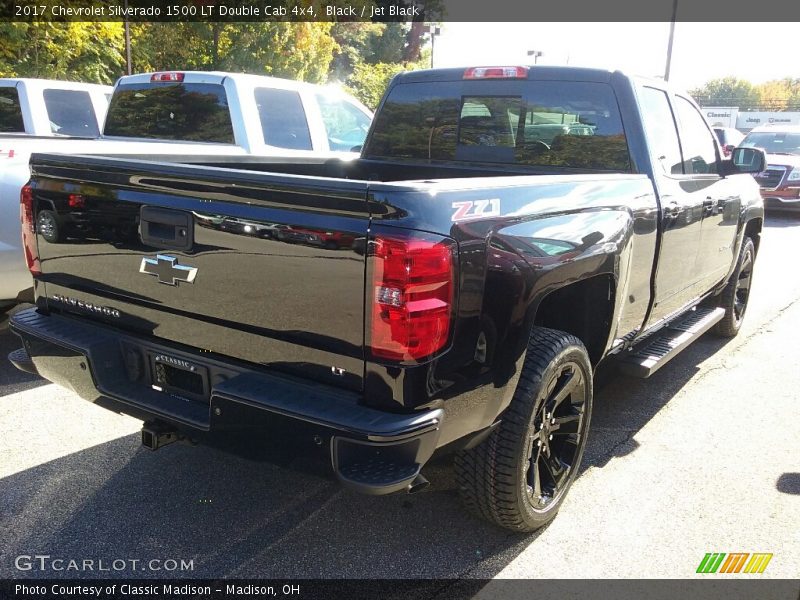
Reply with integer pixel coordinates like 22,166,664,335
711,236,755,338
455,327,593,532
37,210,62,243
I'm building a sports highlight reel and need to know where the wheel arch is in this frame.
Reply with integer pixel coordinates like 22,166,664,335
531,273,617,366
743,216,762,255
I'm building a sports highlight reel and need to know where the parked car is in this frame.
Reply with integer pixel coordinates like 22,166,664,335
739,124,800,213
9,66,764,533
713,126,745,157
0,78,111,141
0,71,373,317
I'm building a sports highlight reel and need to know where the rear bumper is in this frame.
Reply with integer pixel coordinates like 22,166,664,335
8,308,443,495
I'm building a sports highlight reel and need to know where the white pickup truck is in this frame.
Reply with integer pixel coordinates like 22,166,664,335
0,78,112,142
0,71,373,314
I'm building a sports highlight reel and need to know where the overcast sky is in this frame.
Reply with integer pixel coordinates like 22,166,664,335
433,23,797,91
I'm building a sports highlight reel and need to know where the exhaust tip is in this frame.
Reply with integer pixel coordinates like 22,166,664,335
406,474,430,494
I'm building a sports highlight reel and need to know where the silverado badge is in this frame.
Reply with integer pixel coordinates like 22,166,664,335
139,255,198,286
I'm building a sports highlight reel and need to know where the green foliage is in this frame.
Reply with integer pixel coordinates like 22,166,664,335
344,61,409,110
689,77,759,108
0,22,124,83
689,76,800,111
131,23,337,83
0,20,429,108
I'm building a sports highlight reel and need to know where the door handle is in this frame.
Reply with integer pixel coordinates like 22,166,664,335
702,197,715,216
664,201,680,219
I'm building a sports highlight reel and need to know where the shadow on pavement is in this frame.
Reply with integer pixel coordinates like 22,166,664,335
0,433,535,582
582,334,732,469
0,328,741,583
0,328,47,397
776,473,800,495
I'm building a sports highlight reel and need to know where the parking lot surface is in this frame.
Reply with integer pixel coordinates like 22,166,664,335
0,216,798,584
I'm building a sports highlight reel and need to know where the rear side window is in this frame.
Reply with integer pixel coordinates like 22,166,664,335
673,96,718,175
255,88,312,150
0,88,24,133
104,82,234,143
43,89,99,137
315,94,371,151
639,87,683,175
365,80,631,171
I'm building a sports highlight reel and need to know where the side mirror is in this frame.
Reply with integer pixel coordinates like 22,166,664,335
730,147,766,174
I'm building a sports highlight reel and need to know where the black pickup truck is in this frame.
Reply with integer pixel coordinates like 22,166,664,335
8,66,766,532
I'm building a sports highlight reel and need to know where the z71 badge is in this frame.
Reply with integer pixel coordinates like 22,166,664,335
451,199,501,221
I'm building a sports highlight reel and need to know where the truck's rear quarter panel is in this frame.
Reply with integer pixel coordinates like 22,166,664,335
366,174,658,445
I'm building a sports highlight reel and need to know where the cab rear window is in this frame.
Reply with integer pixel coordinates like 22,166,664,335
0,88,24,133
104,82,234,143
365,80,631,171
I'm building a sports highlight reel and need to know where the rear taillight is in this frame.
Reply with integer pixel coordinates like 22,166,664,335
150,72,185,82
464,66,528,80
20,185,40,275
68,194,85,209
370,234,456,362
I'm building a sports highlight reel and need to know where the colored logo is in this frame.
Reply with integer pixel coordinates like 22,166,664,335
696,552,773,574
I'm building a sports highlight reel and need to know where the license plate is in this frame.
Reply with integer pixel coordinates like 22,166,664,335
149,352,209,402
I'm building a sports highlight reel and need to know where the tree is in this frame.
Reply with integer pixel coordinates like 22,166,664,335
0,22,124,83
344,61,407,110
757,79,792,111
131,23,337,83
689,77,760,110
329,22,386,82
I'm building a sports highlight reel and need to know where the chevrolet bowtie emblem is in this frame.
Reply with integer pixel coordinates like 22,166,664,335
139,255,197,286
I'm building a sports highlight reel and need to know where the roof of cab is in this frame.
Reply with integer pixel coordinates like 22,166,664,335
118,70,350,94
115,71,373,114
393,65,621,84
0,78,113,92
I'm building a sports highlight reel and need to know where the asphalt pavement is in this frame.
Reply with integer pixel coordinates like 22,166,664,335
0,215,798,587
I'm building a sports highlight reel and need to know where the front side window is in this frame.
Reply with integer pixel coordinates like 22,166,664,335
104,82,234,143
366,80,631,171
673,96,719,175
316,94,371,151
255,88,312,150
0,88,24,133
43,89,99,137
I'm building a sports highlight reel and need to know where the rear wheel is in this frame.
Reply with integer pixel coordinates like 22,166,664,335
455,327,593,532
711,236,755,338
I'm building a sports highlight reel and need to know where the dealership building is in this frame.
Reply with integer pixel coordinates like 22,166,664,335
702,106,800,132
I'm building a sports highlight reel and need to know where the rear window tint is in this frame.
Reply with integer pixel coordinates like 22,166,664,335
43,89,99,137
255,87,312,150
0,88,24,133
365,80,631,171
104,82,234,143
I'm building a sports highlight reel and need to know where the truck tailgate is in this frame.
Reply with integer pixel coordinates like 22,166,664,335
29,155,370,392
